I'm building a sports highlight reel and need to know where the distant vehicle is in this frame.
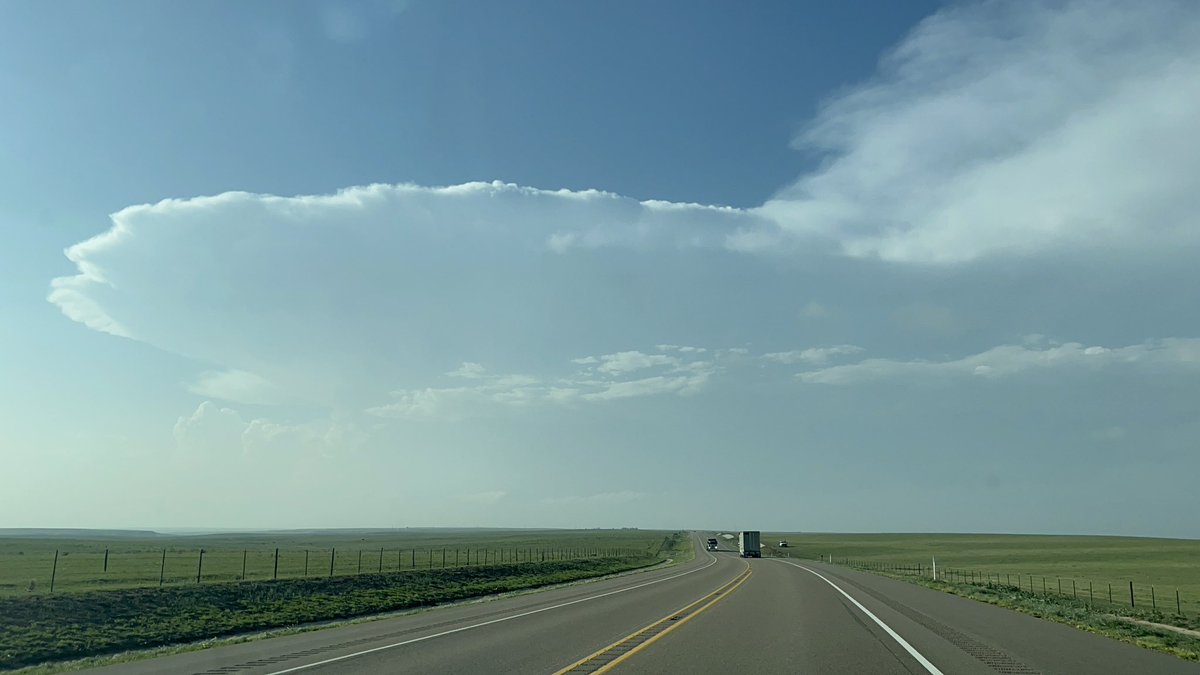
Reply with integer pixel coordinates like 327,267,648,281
778,540,789,547
706,538,719,550
738,531,761,558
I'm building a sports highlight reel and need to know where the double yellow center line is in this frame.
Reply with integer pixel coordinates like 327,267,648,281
553,562,753,674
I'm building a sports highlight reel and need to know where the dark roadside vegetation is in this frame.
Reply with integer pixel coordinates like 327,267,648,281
0,550,676,671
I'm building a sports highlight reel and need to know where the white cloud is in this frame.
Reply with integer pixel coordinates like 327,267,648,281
581,371,711,401
367,348,721,417
173,402,244,454
753,0,1200,263
593,350,679,374
763,345,863,366
48,182,771,410
187,369,294,406
799,338,1200,384
173,401,364,456
447,362,488,379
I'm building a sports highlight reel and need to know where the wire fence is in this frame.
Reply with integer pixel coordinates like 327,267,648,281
799,554,1196,619
3,545,646,595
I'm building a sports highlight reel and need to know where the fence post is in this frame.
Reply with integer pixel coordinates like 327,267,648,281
50,549,59,593
429,549,433,569
1089,581,1093,607
1108,583,1112,604
442,548,446,568
1042,577,1046,594
1177,589,1181,615
411,549,415,568
1130,581,1135,608
1152,586,1156,612
196,549,204,584
1058,578,1062,595
103,547,109,573
1072,579,1077,600
379,547,384,573
329,548,336,577
160,549,167,586
242,550,247,581
274,548,279,580
304,550,309,577
358,550,362,575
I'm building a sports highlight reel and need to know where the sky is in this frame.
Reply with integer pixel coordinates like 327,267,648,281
3,0,1199,537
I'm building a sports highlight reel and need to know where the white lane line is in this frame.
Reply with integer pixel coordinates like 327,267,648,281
266,542,719,674
775,560,945,675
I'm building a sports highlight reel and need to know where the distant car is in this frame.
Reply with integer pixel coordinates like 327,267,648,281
706,538,719,550
778,541,789,547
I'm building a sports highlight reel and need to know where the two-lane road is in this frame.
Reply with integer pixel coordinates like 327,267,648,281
85,534,1200,674
619,554,1200,674
87,535,744,675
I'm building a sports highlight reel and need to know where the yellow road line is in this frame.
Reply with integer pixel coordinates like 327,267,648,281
553,562,753,674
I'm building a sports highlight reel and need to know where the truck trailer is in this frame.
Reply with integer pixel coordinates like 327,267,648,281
738,531,761,558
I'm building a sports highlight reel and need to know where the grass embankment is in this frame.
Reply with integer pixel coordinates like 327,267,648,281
0,555,660,671
764,532,1200,661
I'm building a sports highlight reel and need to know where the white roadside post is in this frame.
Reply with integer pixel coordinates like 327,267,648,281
931,556,937,581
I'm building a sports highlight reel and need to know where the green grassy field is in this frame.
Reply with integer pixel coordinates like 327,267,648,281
0,528,667,596
763,532,1200,615
0,529,691,671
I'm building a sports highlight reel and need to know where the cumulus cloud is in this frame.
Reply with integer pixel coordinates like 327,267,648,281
48,182,772,409
591,351,679,374
173,401,364,456
187,369,296,406
754,0,1200,262
762,345,863,366
367,348,720,417
799,338,1200,384
581,371,711,401
447,362,488,379
173,402,245,454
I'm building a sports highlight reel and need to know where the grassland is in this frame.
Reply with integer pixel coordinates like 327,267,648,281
761,532,1200,660
0,528,667,595
762,532,1200,615
0,528,688,672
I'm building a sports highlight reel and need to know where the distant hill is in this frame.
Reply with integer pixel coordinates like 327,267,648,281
0,528,162,539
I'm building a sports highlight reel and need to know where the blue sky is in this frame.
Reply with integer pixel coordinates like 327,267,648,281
3,0,1199,536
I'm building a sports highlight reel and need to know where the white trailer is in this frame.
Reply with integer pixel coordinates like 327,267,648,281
738,531,761,558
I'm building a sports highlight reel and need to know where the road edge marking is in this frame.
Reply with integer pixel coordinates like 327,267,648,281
264,539,718,675
775,560,945,675
553,560,752,675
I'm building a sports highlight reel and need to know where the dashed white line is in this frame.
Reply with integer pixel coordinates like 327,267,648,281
775,560,945,675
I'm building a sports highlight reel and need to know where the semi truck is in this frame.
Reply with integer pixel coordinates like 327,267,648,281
738,531,761,558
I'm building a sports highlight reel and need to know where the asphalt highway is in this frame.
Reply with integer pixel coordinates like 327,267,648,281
85,534,1200,674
